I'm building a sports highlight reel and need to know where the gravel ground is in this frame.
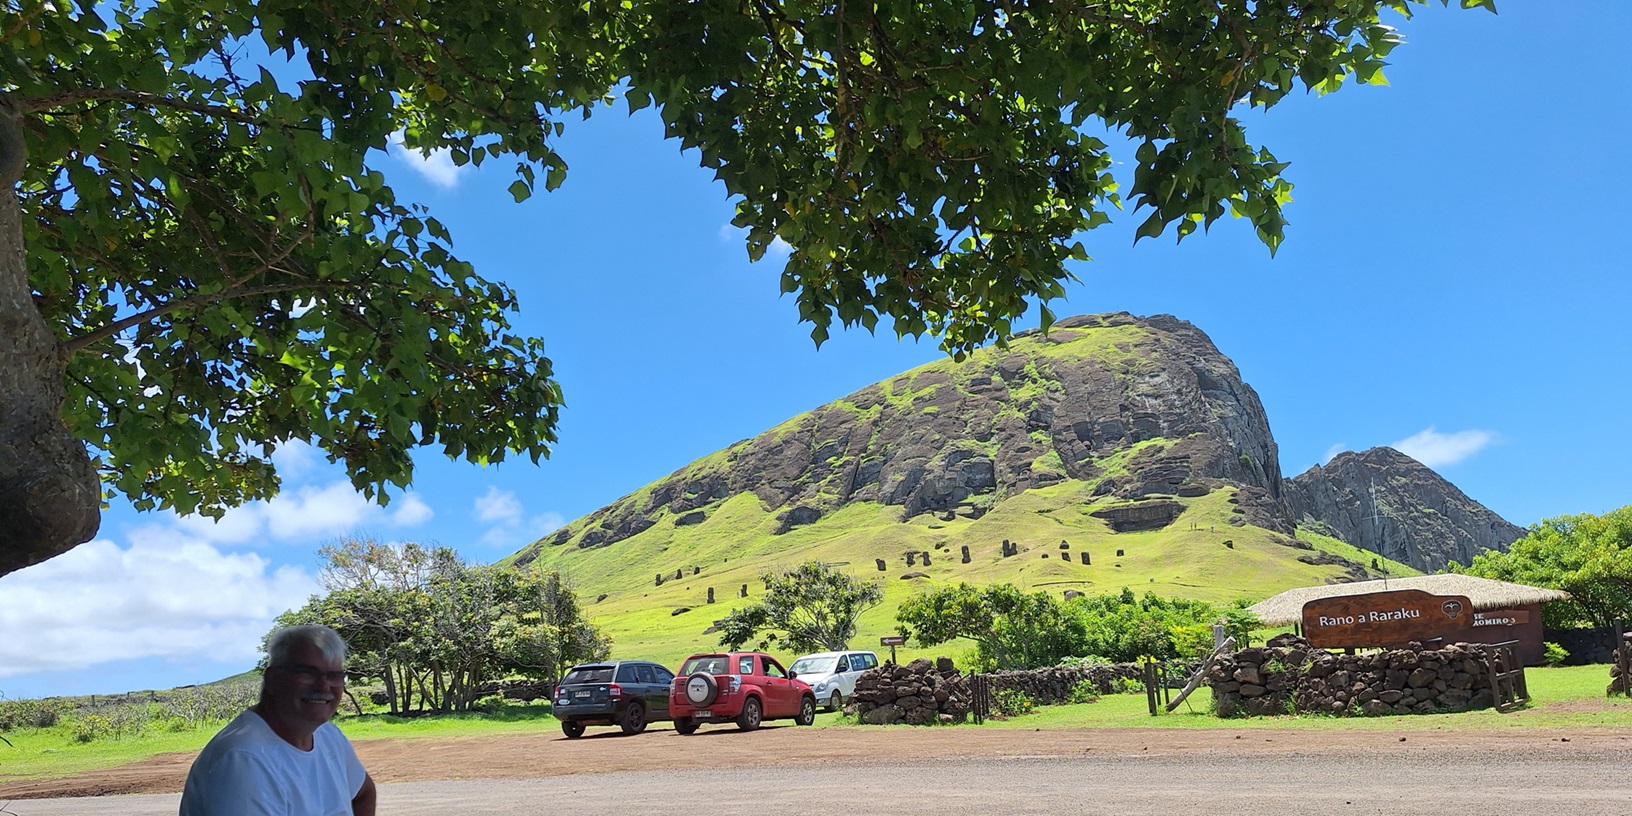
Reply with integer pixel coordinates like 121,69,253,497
5,725,1630,815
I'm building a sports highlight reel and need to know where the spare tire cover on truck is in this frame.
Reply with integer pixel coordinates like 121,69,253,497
684,673,719,707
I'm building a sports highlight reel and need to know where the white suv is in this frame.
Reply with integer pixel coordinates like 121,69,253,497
788,650,880,711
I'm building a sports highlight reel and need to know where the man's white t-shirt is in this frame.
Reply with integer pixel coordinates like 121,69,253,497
179,710,367,815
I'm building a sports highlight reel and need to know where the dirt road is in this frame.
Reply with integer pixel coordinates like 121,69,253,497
5,724,1631,814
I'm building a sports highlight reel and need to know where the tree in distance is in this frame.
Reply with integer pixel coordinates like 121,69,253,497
897,583,1261,669
0,0,1492,575
718,561,884,654
277,538,611,714
1457,506,1632,630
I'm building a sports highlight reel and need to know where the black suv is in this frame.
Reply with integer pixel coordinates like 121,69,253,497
552,660,676,737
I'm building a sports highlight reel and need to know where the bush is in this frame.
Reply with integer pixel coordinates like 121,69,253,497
1065,680,1100,705
1543,641,1569,667
992,688,1036,717
0,697,67,731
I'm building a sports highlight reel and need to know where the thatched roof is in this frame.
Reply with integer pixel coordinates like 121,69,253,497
1249,574,1571,626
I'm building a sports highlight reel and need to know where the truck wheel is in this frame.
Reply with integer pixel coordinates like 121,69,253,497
674,716,698,735
561,720,585,739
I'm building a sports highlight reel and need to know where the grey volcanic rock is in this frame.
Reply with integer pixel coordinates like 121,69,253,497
1282,447,1524,572
520,313,1287,554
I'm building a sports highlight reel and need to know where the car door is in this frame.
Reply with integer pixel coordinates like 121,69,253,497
761,656,796,717
637,663,671,719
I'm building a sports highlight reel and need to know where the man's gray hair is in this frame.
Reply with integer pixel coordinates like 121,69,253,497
266,624,348,668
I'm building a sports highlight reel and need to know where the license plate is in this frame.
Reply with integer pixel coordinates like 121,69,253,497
574,691,590,698
695,710,712,718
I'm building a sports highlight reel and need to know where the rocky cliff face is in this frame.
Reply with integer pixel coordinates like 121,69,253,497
537,313,1287,551
1282,448,1524,572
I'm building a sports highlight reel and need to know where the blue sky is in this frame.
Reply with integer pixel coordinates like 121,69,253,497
3,3,1627,700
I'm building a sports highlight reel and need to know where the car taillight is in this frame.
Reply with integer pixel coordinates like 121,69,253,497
607,683,622,698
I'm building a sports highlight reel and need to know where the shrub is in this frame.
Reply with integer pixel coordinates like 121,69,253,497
1065,680,1100,705
71,713,113,743
1543,641,1569,667
992,688,1036,717
0,698,67,731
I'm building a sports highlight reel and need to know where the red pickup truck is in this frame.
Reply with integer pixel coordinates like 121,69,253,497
669,651,817,734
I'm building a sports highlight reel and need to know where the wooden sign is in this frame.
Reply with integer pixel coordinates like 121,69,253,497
879,635,908,646
1301,589,1473,649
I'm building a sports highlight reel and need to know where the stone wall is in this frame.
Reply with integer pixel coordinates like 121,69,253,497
1207,636,1503,717
985,664,1144,705
852,657,972,725
851,658,1150,724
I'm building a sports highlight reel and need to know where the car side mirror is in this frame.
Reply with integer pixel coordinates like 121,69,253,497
788,671,797,680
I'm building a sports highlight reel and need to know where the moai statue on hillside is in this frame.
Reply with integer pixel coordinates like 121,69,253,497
876,558,888,571
921,551,932,566
961,545,971,564
740,584,748,598
1060,540,1070,550
656,573,664,586
692,566,700,575
707,587,715,604
906,551,917,567
1080,552,1090,565
675,568,685,581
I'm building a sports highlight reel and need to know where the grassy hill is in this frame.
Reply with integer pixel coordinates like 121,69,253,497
504,480,1419,668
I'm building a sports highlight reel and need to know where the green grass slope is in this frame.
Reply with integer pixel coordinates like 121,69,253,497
507,481,1418,668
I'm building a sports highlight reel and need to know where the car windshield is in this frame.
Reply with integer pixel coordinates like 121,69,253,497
789,656,837,675
562,667,615,684
681,656,730,675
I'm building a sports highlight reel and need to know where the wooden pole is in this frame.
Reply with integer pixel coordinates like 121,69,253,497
1167,636,1236,712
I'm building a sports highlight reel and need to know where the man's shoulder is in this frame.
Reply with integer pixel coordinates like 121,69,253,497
198,711,280,755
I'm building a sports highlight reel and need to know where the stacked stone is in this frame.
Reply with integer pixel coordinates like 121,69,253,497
986,664,1144,704
852,657,972,725
1207,635,1499,717
1610,634,1631,696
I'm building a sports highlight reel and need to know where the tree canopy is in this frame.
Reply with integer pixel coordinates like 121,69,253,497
718,560,883,653
0,0,1489,575
1458,507,1632,630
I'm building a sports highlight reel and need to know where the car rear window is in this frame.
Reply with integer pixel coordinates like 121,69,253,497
562,666,615,684
681,656,729,675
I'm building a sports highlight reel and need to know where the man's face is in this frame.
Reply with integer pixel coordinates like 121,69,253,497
263,641,344,731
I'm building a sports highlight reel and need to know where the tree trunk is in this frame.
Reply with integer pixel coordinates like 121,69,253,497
0,97,100,577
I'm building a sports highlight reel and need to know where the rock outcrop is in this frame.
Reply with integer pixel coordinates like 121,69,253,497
1282,447,1525,572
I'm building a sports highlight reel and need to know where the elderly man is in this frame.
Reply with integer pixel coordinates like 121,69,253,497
180,624,377,815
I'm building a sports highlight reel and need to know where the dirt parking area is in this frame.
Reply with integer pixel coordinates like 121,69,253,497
4,721,1631,801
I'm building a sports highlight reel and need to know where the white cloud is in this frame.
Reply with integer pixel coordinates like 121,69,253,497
473,487,564,549
719,223,795,262
0,534,318,677
270,439,321,481
388,129,464,189
173,481,433,544
474,486,524,525
1389,426,1497,468
1322,443,1347,465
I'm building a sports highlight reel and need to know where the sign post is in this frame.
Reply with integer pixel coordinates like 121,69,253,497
880,634,907,665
